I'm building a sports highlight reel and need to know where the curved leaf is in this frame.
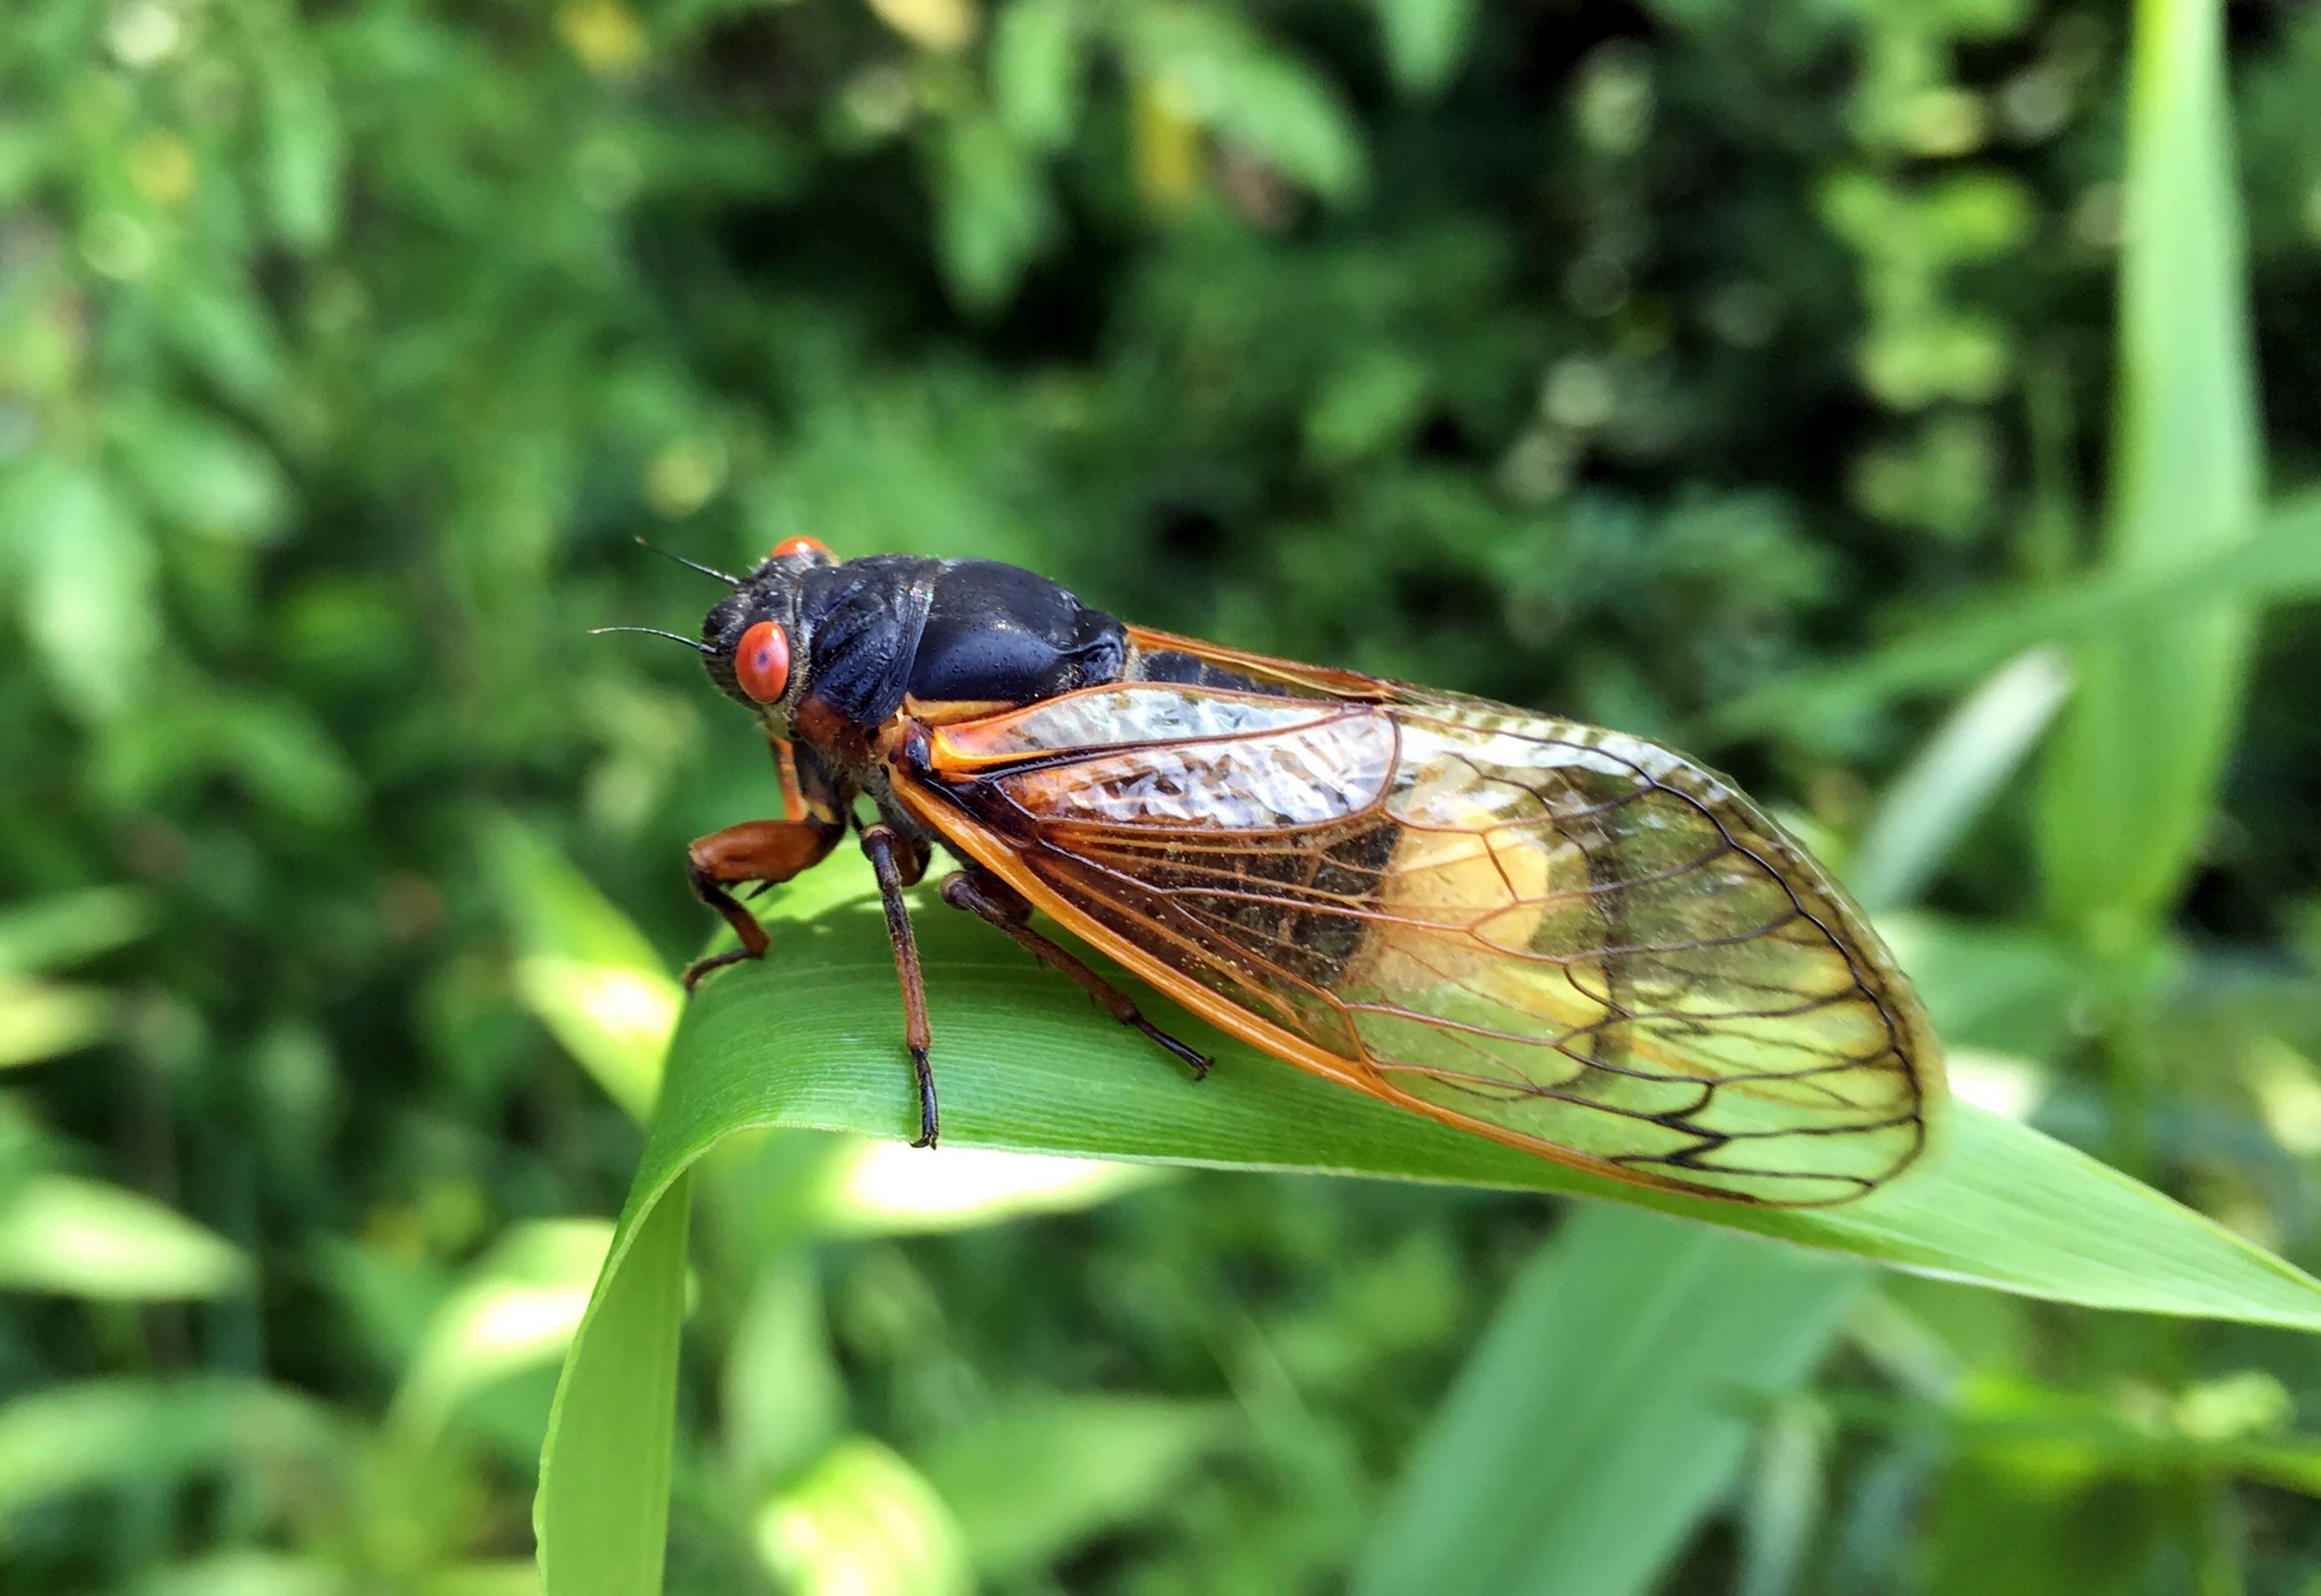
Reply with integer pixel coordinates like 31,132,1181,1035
538,879,2321,1592
654,892,2318,1317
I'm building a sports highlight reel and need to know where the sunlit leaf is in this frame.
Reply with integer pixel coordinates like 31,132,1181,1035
127,1551,346,1596
868,0,979,52
992,0,1085,149
395,1220,616,1441
260,40,345,251
813,1139,1168,1234
491,818,678,1122
0,885,153,975
1849,647,2073,912
752,1437,973,1596
1942,1048,2052,1124
0,460,157,723
1125,5,1367,201
512,959,679,1122
424,1563,544,1596
0,978,112,1068
0,1173,248,1299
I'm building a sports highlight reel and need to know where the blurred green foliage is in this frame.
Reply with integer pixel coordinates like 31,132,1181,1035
8,0,2321,1591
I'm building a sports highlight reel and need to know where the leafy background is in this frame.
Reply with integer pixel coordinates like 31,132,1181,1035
7,0,2321,1591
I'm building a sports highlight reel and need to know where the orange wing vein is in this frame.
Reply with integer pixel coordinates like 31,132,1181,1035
892,658,1943,1206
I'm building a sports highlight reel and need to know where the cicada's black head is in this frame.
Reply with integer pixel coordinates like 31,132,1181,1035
698,538,980,742
698,535,846,727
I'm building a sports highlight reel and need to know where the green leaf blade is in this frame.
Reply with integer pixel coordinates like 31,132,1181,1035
642,897,2321,1322
0,1174,249,1300
2038,0,2263,942
1354,1209,1866,1596
535,1174,692,1596
539,889,2321,1590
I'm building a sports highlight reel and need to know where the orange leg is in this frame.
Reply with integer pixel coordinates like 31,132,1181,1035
682,818,843,990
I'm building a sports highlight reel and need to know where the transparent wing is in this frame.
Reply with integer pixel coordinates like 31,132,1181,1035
911,681,1942,1205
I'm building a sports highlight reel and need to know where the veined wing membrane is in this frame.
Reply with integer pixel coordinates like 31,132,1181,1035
912,684,1941,1205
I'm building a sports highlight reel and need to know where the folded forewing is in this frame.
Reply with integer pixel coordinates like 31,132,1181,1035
914,682,1941,1205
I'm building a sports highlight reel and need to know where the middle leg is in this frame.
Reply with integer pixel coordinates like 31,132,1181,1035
861,824,940,1148
940,868,1212,1080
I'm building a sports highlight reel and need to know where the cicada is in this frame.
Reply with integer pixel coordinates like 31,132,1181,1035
622,538,1942,1206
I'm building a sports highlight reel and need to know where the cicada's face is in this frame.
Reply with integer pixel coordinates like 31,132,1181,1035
700,537,840,730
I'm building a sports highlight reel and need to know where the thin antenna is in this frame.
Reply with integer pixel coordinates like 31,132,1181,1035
590,626,717,655
632,536,741,587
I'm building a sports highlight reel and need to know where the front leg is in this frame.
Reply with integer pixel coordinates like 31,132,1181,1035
860,824,940,1148
683,817,844,989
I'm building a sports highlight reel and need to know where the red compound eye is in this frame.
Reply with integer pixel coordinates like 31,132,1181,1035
734,620,791,703
772,536,829,561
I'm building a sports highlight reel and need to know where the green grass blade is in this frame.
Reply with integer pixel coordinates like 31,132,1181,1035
534,1174,692,1596
629,887,2317,1321
753,1437,973,1596
0,1174,249,1300
1848,646,2074,914
537,881,2321,1590
1351,1208,1866,1596
395,1219,615,1443
1709,492,2321,739
2037,0,2263,942
491,816,678,1122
